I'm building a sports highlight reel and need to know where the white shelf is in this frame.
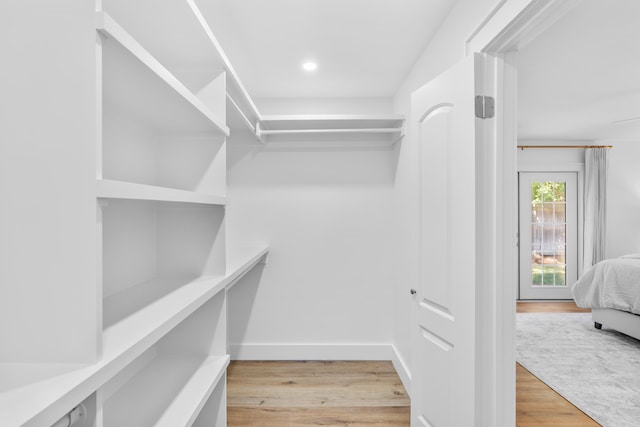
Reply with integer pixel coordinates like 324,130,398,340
98,0,259,136
104,356,229,427
0,246,267,427
96,179,228,206
257,114,405,143
97,12,229,136
259,114,405,131
103,276,203,329
225,246,270,290
0,362,95,427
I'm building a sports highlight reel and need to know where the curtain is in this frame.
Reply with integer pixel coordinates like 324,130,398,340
583,148,609,270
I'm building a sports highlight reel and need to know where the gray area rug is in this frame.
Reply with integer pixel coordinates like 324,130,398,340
516,312,640,427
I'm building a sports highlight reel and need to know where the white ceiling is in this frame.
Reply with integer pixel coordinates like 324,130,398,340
518,0,640,141
200,0,455,99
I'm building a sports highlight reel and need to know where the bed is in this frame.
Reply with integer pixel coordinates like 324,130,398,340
571,254,640,341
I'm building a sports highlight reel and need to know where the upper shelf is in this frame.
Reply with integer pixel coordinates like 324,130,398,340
97,12,229,136
99,0,258,135
256,115,406,144
96,179,228,206
260,114,405,131
98,0,405,143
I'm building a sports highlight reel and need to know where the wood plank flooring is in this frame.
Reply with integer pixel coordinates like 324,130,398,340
227,302,599,426
516,301,600,426
227,360,410,426
517,301,591,313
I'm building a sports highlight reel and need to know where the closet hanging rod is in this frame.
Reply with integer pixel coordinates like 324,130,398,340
226,93,255,133
517,145,613,150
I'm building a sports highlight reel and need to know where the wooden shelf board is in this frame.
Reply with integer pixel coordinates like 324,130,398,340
225,246,269,291
0,363,96,427
102,277,226,367
256,115,405,144
259,114,405,131
103,276,201,329
100,0,223,73
0,246,268,427
96,179,228,206
97,12,229,136
104,355,229,427
99,0,260,134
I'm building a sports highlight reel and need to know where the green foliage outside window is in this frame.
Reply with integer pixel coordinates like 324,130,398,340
531,181,566,205
531,264,565,286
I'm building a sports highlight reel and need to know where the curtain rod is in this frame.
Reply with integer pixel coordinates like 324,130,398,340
517,145,613,150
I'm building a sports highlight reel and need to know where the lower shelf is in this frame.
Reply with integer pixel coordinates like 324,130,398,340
0,245,267,427
103,355,229,427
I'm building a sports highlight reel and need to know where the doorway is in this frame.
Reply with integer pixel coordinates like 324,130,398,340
518,172,578,299
467,0,639,423
464,0,588,424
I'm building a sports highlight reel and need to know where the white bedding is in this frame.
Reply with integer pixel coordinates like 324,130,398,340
571,258,640,315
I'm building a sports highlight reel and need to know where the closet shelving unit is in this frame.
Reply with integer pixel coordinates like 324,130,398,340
2,0,405,424
95,0,272,425
0,0,267,426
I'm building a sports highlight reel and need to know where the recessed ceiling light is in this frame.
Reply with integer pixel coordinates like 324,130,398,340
302,61,318,72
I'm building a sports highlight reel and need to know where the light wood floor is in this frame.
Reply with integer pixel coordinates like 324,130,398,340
516,301,591,313
227,360,410,426
516,301,600,426
227,302,599,426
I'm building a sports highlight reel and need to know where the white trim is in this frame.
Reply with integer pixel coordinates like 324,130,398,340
230,344,395,361
495,50,518,427
467,0,581,55
465,0,510,54
474,53,500,426
391,345,412,398
468,1,588,425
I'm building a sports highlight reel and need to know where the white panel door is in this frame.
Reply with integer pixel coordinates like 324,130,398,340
411,54,481,426
518,172,578,299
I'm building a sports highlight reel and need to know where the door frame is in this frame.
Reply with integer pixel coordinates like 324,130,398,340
465,1,583,425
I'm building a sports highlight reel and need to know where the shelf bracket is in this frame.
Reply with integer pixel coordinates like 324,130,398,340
392,134,405,146
255,121,265,144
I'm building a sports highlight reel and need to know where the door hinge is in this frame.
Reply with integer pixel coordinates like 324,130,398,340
475,95,495,119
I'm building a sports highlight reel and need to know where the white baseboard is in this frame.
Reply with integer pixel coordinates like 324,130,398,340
390,344,412,398
230,343,395,361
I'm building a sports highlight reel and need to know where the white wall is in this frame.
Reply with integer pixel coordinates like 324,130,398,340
227,0,507,378
0,0,98,363
390,0,500,383
255,97,393,116
605,140,640,257
226,128,396,360
517,143,586,167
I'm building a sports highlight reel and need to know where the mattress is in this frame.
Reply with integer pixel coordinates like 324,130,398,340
571,257,640,315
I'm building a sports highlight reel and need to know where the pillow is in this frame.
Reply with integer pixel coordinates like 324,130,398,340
619,254,640,259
